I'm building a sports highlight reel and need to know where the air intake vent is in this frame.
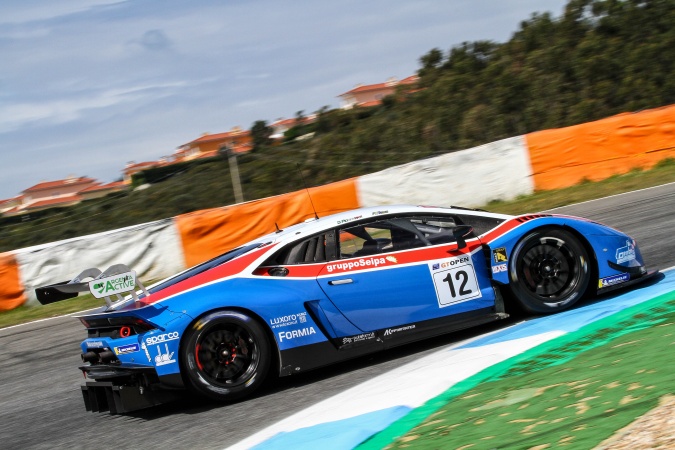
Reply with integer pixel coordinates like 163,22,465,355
516,214,552,223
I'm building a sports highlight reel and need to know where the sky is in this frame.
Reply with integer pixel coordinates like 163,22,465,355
0,0,568,200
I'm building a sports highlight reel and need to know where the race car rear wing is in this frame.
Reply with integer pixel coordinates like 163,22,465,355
35,264,149,307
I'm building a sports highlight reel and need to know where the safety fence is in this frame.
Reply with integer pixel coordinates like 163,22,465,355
1,104,674,310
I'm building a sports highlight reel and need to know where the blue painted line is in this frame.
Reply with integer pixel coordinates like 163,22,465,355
251,406,412,450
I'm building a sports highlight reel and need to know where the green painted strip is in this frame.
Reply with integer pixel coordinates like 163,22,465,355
357,291,675,449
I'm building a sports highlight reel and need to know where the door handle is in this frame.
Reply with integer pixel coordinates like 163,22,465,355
328,278,353,285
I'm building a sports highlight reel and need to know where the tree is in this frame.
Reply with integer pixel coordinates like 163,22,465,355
250,120,273,151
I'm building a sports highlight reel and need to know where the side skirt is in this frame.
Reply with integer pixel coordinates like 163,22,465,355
278,306,508,376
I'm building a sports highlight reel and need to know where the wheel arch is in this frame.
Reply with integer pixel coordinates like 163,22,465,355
178,306,282,379
557,224,599,296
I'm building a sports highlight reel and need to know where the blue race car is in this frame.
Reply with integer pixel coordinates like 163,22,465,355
36,205,656,413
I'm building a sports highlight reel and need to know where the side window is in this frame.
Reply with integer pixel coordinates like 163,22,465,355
339,220,421,258
339,225,393,258
337,215,464,258
410,216,458,245
268,233,329,265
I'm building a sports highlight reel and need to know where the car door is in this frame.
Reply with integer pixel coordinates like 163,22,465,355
316,215,496,331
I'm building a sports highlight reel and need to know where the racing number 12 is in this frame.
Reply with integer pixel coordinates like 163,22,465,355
442,270,471,297
432,263,482,307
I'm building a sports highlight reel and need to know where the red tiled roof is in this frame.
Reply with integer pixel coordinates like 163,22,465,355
80,181,126,193
23,177,97,193
24,194,82,210
399,75,419,85
338,75,419,97
339,82,391,96
184,129,250,146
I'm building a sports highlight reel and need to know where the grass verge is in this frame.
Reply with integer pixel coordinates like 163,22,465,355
363,291,675,449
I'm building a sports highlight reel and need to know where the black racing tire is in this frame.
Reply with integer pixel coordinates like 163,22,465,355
180,310,271,401
509,228,590,314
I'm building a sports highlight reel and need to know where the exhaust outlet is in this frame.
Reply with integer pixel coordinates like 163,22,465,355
81,351,98,363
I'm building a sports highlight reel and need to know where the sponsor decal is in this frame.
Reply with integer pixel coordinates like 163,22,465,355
371,210,389,216
492,247,508,264
141,342,152,362
598,273,630,288
278,327,317,342
88,272,135,299
145,331,180,346
114,343,139,355
337,215,363,225
430,256,470,271
154,343,176,366
383,324,416,336
86,341,105,349
492,263,507,274
342,332,376,345
616,240,636,264
326,256,392,273
269,312,308,329
429,256,482,307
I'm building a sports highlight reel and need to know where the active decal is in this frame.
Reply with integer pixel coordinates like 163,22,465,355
269,312,308,329
598,273,630,288
154,343,176,366
616,240,636,264
278,327,317,342
145,331,180,346
429,256,482,307
342,332,376,345
114,343,139,355
326,256,393,273
492,263,507,274
492,247,508,264
383,324,415,336
88,272,135,299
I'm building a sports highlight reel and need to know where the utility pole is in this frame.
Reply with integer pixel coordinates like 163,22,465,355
219,144,244,204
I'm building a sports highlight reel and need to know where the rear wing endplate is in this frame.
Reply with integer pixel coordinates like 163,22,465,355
35,264,149,307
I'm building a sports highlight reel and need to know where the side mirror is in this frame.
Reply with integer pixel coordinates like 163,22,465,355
452,225,474,250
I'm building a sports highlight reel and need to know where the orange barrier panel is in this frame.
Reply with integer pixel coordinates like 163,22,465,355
526,105,675,191
0,253,27,311
176,178,360,267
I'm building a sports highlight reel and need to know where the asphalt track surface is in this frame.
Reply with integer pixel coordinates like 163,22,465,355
1,182,673,450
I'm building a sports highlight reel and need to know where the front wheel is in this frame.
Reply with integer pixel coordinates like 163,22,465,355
180,310,271,401
509,228,590,314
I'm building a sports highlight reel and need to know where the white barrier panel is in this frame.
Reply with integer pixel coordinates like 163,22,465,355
356,136,534,208
16,219,186,305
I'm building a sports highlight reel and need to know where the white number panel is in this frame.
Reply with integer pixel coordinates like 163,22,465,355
429,256,482,307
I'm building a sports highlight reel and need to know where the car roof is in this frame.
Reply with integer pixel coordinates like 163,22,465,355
253,204,513,247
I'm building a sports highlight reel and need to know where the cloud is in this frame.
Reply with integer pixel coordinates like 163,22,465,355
136,29,172,51
0,0,128,25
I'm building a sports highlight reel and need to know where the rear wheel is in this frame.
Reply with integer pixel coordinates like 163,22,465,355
181,310,271,401
509,228,590,314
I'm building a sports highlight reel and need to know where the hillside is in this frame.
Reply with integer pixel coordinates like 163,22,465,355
2,0,675,253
